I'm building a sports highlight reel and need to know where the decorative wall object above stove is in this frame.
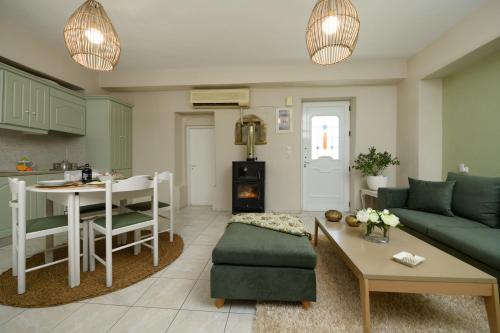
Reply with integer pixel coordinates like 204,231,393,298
64,0,121,71
306,0,360,65
234,114,267,145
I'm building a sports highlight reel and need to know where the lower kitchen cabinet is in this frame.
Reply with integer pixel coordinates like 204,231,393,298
115,168,132,178
36,173,65,217
0,173,64,239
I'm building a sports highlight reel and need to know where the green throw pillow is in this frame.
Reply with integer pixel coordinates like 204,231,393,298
407,178,456,217
447,172,500,228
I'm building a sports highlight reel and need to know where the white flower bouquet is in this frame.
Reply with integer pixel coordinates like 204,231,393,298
356,208,401,243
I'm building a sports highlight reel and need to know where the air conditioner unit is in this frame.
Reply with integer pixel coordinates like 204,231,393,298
190,88,250,108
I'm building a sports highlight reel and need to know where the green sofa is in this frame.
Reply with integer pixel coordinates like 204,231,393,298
377,172,500,282
210,223,317,307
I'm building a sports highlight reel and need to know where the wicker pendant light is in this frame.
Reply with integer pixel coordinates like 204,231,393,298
64,0,121,71
306,0,360,65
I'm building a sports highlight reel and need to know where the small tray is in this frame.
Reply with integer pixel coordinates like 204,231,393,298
392,251,425,267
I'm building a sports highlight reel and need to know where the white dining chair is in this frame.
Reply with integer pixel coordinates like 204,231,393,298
9,178,71,294
88,174,160,287
125,171,174,241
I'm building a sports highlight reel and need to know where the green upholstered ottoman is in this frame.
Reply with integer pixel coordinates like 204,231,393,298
211,223,317,309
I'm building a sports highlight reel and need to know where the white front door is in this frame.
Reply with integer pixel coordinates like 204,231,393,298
188,127,215,205
302,102,350,211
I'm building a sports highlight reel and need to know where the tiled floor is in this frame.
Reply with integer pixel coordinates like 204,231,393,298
0,207,318,333
0,208,247,332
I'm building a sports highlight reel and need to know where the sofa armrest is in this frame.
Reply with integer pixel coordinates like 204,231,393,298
377,187,409,210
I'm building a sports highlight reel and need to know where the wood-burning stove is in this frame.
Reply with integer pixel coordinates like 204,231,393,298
232,161,265,213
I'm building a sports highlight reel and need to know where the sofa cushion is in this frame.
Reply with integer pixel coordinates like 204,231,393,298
447,172,500,228
428,226,500,271
407,178,456,216
390,208,488,235
212,223,316,269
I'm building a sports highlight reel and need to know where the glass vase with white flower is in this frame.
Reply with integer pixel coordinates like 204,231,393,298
356,208,401,243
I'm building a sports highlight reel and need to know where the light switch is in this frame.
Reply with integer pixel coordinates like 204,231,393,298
285,96,293,107
286,146,292,158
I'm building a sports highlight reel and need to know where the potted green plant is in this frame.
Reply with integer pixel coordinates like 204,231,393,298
353,146,400,190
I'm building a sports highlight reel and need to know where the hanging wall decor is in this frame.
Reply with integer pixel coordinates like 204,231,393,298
64,0,121,71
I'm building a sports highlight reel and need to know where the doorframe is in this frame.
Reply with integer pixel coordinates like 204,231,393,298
186,125,215,206
300,101,351,211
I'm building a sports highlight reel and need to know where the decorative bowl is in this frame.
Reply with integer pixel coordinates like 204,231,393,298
325,210,342,222
345,215,360,227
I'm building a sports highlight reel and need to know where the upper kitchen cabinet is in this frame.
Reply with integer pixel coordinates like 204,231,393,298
2,70,30,128
1,70,50,131
0,63,85,135
49,88,86,135
86,96,133,174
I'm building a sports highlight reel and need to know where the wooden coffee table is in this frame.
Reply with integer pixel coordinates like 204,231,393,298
314,216,500,333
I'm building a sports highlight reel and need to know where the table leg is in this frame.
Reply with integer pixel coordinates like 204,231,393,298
45,199,54,263
74,194,80,286
360,278,371,333
314,219,319,247
67,194,75,288
484,284,500,333
361,193,366,209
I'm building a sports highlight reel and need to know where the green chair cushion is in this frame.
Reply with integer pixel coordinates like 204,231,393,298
407,178,456,216
212,223,317,269
390,208,488,235
125,201,169,212
428,226,500,271
80,203,117,214
27,215,68,233
447,172,500,228
94,212,152,230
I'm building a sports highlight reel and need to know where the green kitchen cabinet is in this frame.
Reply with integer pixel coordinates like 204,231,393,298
49,88,86,135
86,96,133,175
36,173,65,218
1,63,83,134
0,178,11,239
0,175,37,239
29,81,50,130
2,70,51,131
2,70,30,128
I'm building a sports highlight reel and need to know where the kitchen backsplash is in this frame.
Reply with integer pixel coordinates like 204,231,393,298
0,129,86,171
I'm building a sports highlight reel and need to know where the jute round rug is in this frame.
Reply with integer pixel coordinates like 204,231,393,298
0,232,183,307
256,235,490,333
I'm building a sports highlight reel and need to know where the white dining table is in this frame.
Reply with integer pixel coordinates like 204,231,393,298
28,179,153,288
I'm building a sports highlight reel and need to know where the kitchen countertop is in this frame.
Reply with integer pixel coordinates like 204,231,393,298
0,170,74,177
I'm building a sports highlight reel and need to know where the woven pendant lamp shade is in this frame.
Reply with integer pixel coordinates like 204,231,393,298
306,0,360,65
64,0,121,71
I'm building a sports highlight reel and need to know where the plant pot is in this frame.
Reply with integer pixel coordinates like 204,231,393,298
362,223,390,243
366,175,388,191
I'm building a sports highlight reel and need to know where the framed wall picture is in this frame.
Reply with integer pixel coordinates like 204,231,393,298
276,108,292,133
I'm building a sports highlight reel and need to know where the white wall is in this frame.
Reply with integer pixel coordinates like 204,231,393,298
396,0,500,185
113,85,397,212
0,15,101,93
100,59,406,89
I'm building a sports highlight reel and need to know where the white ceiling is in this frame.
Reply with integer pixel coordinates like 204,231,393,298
0,0,488,71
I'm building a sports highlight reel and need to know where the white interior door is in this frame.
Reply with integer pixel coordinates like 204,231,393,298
188,127,215,205
302,102,350,211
